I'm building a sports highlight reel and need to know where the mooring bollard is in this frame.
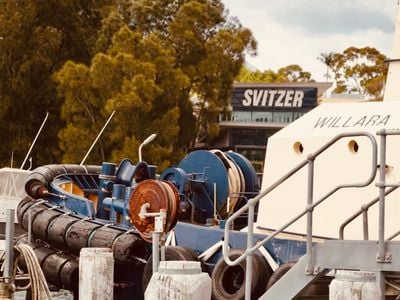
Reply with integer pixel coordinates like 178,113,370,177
145,260,211,300
79,248,114,300
330,270,380,300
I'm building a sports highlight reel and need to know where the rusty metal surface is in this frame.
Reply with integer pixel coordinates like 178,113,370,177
162,180,180,231
128,179,180,242
129,180,168,238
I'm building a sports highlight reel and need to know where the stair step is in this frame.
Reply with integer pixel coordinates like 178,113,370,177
296,296,329,300
300,276,332,297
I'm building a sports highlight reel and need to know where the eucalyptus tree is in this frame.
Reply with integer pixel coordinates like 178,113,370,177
131,0,257,149
330,47,387,99
55,0,257,165
0,0,113,166
236,65,313,83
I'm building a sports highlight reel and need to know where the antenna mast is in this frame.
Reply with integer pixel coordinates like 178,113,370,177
20,112,49,169
80,110,116,166
383,2,400,101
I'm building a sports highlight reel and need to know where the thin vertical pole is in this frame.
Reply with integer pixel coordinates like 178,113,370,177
4,209,15,284
213,183,217,220
244,202,255,300
306,156,314,274
378,132,386,263
21,112,49,169
80,110,115,166
362,209,369,240
152,232,160,273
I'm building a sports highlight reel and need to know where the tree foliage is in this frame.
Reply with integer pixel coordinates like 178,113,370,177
54,0,257,166
321,47,388,99
0,0,256,167
55,27,189,168
236,64,313,83
317,52,335,82
126,0,257,147
0,0,113,166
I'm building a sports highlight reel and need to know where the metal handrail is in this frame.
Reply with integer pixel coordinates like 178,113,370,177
222,131,378,300
339,186,398,240
340,129,400,260
376,129,400,262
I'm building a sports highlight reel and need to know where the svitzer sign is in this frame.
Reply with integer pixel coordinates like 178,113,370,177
231,87,318,110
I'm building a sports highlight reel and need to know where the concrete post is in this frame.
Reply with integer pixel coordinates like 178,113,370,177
330,270,380,300
145,261,211,300
79,248,114,300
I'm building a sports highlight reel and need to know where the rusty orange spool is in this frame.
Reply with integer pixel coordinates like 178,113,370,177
129,179,180,242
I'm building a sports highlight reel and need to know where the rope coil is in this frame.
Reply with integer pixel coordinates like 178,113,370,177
13,244,52,300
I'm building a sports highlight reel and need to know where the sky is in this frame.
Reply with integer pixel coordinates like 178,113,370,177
222,0,398,81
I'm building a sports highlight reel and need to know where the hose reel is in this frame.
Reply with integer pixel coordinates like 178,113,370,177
128,179,180,242
160,149,259,223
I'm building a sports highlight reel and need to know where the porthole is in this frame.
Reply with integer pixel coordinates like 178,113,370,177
348,140,359,154
293,141,304,154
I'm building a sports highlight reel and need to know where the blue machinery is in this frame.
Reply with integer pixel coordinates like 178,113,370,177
25,150,260,233
18,149,308,299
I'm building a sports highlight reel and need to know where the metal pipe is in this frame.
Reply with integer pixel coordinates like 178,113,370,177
244,203,255,300
152,231,160,273
161,243,165,262
387,229,400,241
306,156,314,274
213,183,217,221
378,131,387,263
4,209,15,284
21,112,49,169
362,209,369,240
339,186,397,240
80,110,115,166
138,133,157,162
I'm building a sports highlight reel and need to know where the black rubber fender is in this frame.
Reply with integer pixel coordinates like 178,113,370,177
266,261,328,296
178,246,207,273
14,236,79,291
112,232,151,265
41,252,75,287
142,246,200,292
64,220,102,254
31,208,62,241
25,164,101,198
16,196,36,225
59,258,79,291
211,249,270,300
88,225,123,248
266,261,296,290
47,214,80,250
20,202,48,231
